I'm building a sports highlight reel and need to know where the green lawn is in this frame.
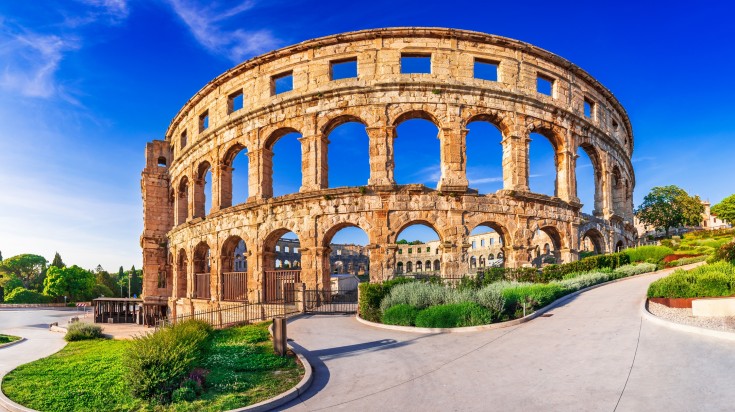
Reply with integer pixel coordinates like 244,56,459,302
1,322,303,412
0,334,21,344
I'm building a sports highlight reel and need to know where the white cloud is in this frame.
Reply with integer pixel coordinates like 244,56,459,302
167,0,281,63
470,176,503,184
74,0,130,24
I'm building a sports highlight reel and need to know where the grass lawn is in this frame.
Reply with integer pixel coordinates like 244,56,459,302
1,322,303,412
0,334,21,344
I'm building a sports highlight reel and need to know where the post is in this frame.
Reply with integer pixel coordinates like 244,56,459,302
273,317,287,356
296,282,306,313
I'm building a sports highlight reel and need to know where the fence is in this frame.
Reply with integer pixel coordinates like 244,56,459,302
264,270,300,303
222,272,248,301
157,300,299,329
194,273,211,299
304,289,357,313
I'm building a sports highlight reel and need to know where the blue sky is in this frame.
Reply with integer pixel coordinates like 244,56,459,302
1,1,734,269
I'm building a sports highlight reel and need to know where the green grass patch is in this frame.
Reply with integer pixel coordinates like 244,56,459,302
1,322,303,412
0,334,21,344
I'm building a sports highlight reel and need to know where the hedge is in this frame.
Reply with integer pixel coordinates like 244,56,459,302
647,261,735,299
541,251,631,281
358,277,414,322
414,302,492,328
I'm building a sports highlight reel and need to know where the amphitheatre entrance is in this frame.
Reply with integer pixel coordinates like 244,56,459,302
140,27,636,316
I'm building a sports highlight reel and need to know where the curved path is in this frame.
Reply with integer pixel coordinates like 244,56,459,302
283,269,735,411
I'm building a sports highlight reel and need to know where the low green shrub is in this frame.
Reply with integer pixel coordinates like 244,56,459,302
0,334,20,344
358,277,414,322
613,262,657,277
414,302,492,328
556,272,612,291
501,282,565,311
475,283,507,315
382,304,420,326
65,322,103,341
666,255,708,267
647,261,735,298
3,288,52,304
380,282,449,311
541,252,630,281
171,386,196,403
715,241,735,263
457,267,539,290
624,246,674,264
125,319,213,403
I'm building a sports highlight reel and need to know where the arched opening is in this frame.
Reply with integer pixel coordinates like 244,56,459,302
157,156,167,167
433,259,440,271
612,166,625,215
576,145,601,215
221,144,249,208
177,177,189,225
221,236,247,301
470,256,477,268
397,262,404,274
529,132,558,197
469,223,506,271
531,226,562,267
466,119,504,194
176,249,187,298
581,228,605,256
192,242,211,299
394,222,441,276
394,114,441,187
194,162,212,218
267,129,303,197
425,260,431,271
263,229,301,303
326,120,369,188
615,240,625,252
324,225,369,285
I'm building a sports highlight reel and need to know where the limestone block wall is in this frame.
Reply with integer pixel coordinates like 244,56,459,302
141,28,637,314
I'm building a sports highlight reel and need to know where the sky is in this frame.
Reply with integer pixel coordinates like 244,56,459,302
1,0,734,269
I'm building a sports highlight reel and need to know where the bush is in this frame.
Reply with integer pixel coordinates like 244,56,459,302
647,261,735,298
624,246,674,264
457,267,539,290
65,322,103,341
171,386,196,403
613,262,657,277
500,282,565,311
666,255,708,267
414,302,492,328
541,252,630,281
358,277,414,322
715,241,735,263
3,288,52,304
382,304,420,326
556,272,612,291
380,282,449,311
125,320,213,403
475,282,509,315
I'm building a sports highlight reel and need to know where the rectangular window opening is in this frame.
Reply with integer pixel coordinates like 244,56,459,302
584,97,595,119
228,91,244,114
272,71,293,95
474,58,498,81
330,58,358,80
180,130,187,149
537,73,554,96
199,111,209,133
400,53,431,74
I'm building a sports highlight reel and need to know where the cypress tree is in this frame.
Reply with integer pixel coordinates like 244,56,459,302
51,252,65,268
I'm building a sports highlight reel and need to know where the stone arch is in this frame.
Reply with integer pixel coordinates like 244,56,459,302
220,142,249,208
176,176,189,225
319,113,368,136
463,111,513,137
391,108,444,129
433,259,440,271
263,126,302,150
467,220,510,247
263,126,303,198
577,142,604,215
176,248,187,298
192,241,211,299
391,220,444,244
615,239,625,252
581,228,605,254
612,165,625,215
322,115,371,188
406,261,413,273
465,115,506,194
397,261,404,274
526,118,566,197
194,161,212,218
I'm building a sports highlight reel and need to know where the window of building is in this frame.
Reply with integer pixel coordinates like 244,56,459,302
330,58,358,80
472,241,476,249
272,71,293,95
426,247,430,252
180,130,187,149
157,157,167,167
537,73,554,96
157,271,166,289
199,110,209,133
285,246,290,253
398,249,402,254
228,90,244,114
408,248,412,254
474,58,498,81
294,247,299,253
337,249,342,255
400,53,431,74
275,245,280,252
480,239,485,247
490,238,495,245
584,97,595,119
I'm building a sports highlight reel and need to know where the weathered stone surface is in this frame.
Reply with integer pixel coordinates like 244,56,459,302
140,28,636,314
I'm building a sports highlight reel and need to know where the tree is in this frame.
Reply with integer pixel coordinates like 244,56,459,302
635,185,704,235
0,254,47,292
711,194,735,226
50,252,65,268
95,268,120,297
0,251,3,261
43,265,96,302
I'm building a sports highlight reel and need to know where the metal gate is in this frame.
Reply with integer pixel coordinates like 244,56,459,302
305,289,357,313
264,270,300,303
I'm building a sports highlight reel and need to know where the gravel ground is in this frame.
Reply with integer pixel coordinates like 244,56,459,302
648,301,735,332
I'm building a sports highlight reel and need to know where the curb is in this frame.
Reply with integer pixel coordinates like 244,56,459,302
640,300,735,342
355,262,706,334
0,338,25,350
225,316,313,412
0,387,36,412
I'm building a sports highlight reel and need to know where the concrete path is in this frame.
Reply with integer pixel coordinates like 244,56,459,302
282,270,735,412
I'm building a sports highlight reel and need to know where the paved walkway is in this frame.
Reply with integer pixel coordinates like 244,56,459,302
282,269,735,412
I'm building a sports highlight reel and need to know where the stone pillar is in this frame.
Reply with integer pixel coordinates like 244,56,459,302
210,247,219,301
366,126,395,187
437,127,469,192
502,134,530,192
601,157,615,219
556,148,578,203
299,134,328,192
312,246,332,292
193,176,205,218
440,240,466,277
249,148,273,199
367,244,388,282
217,163,233,210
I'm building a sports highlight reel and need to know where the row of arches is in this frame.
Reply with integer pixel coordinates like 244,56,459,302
172,110,633,226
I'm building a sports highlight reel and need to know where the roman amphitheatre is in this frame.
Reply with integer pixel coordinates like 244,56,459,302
141,27,636,316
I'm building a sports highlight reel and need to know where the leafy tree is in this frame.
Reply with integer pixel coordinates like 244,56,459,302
43,265,96,302
129,265,142,297
95,269,120,297
711,194,735,226
636,185,704,235
0,254,47,292
50,252,65,268
0,251,3,261
396,239,408,244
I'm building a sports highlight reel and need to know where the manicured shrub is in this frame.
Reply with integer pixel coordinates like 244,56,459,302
556,272,612,291
648,261,735,298
500,282,565,311
64,322,103,342
125,319,213,403
457,267,539,290
541,252,630,281
358,277,414,322
624,245,674,264
414,302,492,328
666,255,708,267
3,288,52,304
380,282,448,311
613,262,657,277
382,304,420,326
475,283,507,315
715,241,735,263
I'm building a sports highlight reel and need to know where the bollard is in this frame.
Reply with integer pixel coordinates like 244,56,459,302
273,317,287,356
